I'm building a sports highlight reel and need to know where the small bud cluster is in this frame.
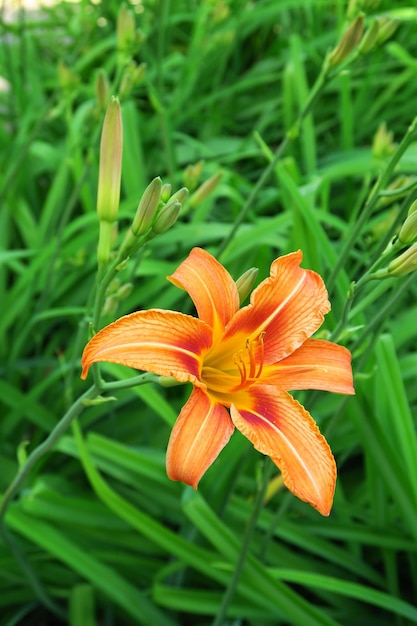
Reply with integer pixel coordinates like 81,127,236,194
373,200,417,279
117,179,189,261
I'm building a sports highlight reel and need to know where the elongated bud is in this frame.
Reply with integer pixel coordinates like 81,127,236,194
161,183,172,202
131,177,162,236
116,282,134,301
388,243,417,277
398,201,417,245
189,173,222,207
168,187,189,206
328,14,365,67
117,3,135,54
358,19,380,54
97,97,123,224
151,200,181,234
95,69,110,112
236,267,259,304
97,98,123,266
102,295,119,318
376,17,399,45
372,122,395,160
183,160,204,190
119,61,146,99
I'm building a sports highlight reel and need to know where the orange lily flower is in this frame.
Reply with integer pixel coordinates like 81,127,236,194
81,248,354,515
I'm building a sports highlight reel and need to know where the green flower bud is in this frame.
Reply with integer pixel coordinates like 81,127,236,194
116,283,134,301
399,201,417,245
235,267,259,304
372,122,395,160
151,200,181,234
328,14,365,67
96,97,123,225
95,69,110,112
169,186,189,206
183,160,204,190
388,243,417,277
376,17,399,45
189,173,222,208
102,295,119,317
131,177,162,236
119,61,146,99
117,3,135,54
161,183,172,202
358,19,380,54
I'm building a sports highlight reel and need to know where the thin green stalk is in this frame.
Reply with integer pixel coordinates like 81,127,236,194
0,385,97,522
0,384,98,620
211,460,274,626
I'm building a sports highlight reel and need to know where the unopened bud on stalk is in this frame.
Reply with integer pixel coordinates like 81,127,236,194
116,282,134,301
119,61,146,99
189,173,222,208
236,267,259,304
97,97,123,265
376,16,399,45
161,183,172,202
358,19,380,54
97,98,123,224
372,122,395,159
117,3,135,53
95,69,110,112
151,200,181,234
388,242,417,277
183,160,204,190
398,200,417,245
102,295,119,318
328,14,365,67
131,177,162,236
168,187,189,206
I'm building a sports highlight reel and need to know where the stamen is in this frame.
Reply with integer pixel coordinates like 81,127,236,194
255,331,266,378
246,338,257,378
233,352,247,386
233,332,266,390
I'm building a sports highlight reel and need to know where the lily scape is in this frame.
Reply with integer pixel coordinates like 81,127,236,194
81,248,354,516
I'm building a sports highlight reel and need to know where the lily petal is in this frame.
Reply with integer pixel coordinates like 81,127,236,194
166,387,234,488
262,339,355,394
221,251,330,365
81,309,212,385
230,385,336,516
168,247,239,341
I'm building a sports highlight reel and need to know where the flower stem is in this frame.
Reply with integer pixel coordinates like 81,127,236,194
0,384,98,619
211,460,274,626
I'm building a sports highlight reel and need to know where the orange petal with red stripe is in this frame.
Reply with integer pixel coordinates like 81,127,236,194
230,385,336,516
81,309,212,385
166,387,234,487
263,339,354,394
168,247,239,341
221,251,330,366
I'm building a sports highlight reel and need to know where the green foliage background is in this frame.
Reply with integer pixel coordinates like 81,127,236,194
1,0,417,624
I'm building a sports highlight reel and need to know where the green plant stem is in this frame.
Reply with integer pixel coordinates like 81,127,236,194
326,116,417,293
216,62,332,258
0,384,97,523
211,460,274,626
